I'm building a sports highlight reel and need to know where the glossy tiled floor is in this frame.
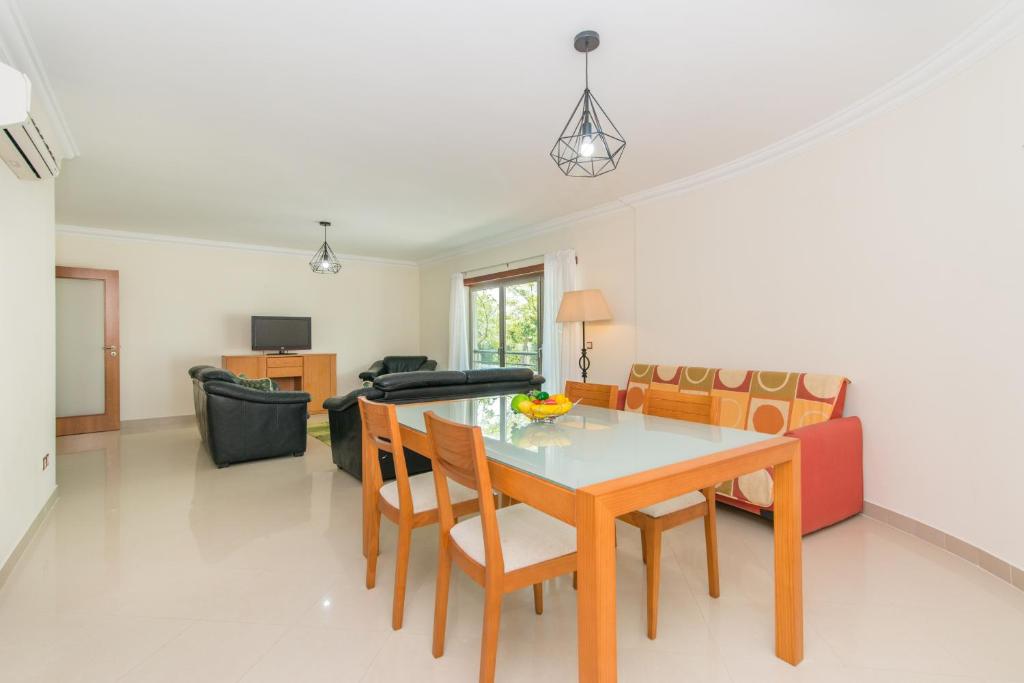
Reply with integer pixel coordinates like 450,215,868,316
1,420,1022,682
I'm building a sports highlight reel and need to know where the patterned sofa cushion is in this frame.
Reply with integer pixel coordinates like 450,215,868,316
623,364,849,509
624,364,846,432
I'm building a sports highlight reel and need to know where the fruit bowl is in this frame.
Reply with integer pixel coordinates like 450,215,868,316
510,391,574,423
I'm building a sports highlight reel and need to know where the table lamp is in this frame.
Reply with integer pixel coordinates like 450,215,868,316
556,289,612,383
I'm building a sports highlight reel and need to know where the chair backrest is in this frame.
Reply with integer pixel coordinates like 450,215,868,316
642,389,721,425
424,411,503,574
565,380,618,409
358,396,412,510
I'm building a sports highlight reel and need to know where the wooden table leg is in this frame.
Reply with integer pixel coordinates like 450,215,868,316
773,449,803,665
361,429,373,558
577,490,618,682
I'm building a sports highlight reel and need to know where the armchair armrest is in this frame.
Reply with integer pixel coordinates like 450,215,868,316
786,416,863,534
358,360,386,382
204,381,311,405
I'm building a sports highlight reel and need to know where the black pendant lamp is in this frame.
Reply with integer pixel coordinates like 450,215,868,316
550,30,626,177
309,221,342,274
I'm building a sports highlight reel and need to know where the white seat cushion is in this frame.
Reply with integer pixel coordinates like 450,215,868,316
450,504,576,572
379,472,477,514
637,490,706,518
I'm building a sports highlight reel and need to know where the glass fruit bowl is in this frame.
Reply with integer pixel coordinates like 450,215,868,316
511,391,575,423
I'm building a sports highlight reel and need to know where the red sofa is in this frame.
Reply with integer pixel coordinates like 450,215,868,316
617,364,862,535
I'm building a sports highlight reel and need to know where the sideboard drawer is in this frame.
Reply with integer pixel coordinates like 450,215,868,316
266,356,303,369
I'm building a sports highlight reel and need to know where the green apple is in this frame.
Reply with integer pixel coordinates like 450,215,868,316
510,394,531,413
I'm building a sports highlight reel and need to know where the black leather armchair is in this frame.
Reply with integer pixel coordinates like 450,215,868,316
324,367,544,480
187,365,311,468
358,355,437,383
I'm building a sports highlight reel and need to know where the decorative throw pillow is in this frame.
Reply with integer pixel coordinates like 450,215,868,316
235,374,276,392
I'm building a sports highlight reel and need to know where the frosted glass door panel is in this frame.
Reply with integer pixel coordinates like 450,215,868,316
56,278,106,417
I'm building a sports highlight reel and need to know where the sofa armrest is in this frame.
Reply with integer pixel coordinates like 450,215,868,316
420,359,438,371
323,387,384,412
358,360,386,382
786,416,863,534
204,381,311,405
188,364,215,379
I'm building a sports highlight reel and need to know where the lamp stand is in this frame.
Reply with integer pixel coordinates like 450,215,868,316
578,320,590,383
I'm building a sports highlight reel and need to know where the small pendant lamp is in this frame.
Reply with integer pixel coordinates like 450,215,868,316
309,221,342,274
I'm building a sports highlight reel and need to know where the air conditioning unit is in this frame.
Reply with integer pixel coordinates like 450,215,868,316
1,115,59,179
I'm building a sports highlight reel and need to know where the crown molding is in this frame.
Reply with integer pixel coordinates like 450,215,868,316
0,0,79,158
417,200,631,266
56,224,419,268
417,1,1024,267
620,0,1024,207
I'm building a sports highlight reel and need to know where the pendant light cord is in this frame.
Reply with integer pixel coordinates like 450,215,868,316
585,49,589,91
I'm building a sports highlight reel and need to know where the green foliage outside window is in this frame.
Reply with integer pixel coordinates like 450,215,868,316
470,278,541,371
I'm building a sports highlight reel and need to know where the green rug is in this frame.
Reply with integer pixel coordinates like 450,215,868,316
308,421,332,446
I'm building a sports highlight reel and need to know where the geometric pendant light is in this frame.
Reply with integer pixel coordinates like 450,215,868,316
550,30,626,177
309,220,342,274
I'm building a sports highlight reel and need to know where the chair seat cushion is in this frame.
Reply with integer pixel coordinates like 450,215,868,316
450,504,576,572
379,472,477,514
638,490,706,518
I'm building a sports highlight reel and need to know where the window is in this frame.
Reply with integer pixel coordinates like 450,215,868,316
468,271,543,373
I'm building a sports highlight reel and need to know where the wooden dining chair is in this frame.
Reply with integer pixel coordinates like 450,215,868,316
564,380,618,408
619,390,722,639
425,411,577,683
359,397,481,630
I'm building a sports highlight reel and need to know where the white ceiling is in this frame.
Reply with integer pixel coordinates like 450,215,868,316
19,0,1000,261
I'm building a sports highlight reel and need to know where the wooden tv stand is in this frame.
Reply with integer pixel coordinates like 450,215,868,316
221,353,336,415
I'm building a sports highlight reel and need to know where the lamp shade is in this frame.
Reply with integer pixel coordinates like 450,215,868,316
556,289,612,323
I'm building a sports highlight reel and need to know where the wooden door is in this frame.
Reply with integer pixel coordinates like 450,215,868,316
55,267,120,435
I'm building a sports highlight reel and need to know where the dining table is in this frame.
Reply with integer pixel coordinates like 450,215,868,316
378,394,803,682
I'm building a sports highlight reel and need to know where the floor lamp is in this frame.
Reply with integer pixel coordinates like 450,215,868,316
556,289,612,383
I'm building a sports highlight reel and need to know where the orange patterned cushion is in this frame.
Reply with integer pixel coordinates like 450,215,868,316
624,363,849,510
624,364,846,434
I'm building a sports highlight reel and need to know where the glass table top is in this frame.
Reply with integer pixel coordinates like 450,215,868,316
395,395,777,491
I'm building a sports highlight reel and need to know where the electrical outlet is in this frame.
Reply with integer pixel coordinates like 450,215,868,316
586,341,593,350
42,453,50,470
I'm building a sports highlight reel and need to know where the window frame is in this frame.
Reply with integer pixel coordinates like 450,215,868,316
467,271,543,372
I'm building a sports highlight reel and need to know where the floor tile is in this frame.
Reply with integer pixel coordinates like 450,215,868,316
119,620,286,682
0,423,1018,682
240,625,390,682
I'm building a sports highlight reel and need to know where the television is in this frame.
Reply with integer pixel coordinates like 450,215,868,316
251,316,311,354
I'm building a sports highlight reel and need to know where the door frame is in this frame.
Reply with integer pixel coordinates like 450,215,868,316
55,266,120,436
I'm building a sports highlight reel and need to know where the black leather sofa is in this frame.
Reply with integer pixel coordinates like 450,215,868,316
188,365,311,468
324,367,544,481
358,355,437,383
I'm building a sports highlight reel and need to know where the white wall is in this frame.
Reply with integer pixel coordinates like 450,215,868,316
56,232,420,420
0,171,56,569
420,34,1024,568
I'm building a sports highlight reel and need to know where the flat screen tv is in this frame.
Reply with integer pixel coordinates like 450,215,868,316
251,316,311,354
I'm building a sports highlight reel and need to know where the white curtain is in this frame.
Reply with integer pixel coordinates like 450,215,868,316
542,249,579,393
448,272,470,370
